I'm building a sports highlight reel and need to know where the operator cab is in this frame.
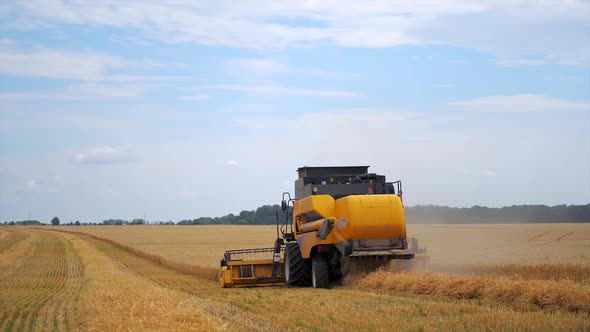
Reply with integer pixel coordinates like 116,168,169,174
295,166,401,200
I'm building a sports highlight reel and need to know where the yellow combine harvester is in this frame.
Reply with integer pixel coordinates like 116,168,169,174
220,166,423,288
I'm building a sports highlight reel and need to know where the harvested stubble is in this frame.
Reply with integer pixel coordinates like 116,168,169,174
0,228,26,253
357,270,590,313
0,229,37,268
60,232,222,331
0,230,85,331
48,228,217,280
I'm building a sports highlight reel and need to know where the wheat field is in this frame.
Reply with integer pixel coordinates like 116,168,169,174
1,223,589,331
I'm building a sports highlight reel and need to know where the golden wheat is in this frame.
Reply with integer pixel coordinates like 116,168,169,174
466,263,590,284
357,270,590,313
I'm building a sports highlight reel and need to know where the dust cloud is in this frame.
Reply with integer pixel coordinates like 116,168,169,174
401,223,590,274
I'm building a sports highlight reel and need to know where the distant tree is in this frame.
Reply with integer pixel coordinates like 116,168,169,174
75,220,81,226
9,221,15,225
51,216,60,226
131,219,145,225
21,220,41,225
103,219,128,225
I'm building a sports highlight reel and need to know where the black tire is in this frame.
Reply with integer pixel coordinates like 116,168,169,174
285,242,310,287
311,256,330,289
328,268,343,281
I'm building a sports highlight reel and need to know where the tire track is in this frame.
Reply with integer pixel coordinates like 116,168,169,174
556,231,574,241
527,232,546,241
0,230,86,332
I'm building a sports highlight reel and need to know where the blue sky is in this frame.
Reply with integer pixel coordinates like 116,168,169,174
1,1,589,223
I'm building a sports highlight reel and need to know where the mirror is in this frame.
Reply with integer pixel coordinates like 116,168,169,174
281,200,287,212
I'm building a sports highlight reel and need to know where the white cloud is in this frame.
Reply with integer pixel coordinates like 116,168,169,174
0,46,124,80
226,58,328,77
0,42,196,83
178,94,210,101
105,74,202,83
192,84,362,98
233,109,427,130
0,110,138,131
74,146,137,164
226,160,239,167
25,179,38,191
227,58,293,75
448,94,590,113
4,1,588,66
483,169,497,177
0,83,144,100
65,83,144,99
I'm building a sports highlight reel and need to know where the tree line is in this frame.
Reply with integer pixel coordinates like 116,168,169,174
177,203,589,225
3,204,588,226
177,205,286,225
406,204,590,224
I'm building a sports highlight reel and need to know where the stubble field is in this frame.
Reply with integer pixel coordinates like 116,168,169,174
1,223,589,331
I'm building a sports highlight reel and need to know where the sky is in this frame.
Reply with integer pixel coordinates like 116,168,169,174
1,1,589,223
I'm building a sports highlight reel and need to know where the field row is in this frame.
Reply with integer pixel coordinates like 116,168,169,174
0,229,28,253
0,230,85,331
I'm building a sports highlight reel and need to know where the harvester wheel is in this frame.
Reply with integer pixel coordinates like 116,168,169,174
311,256,330,289
285,242,310,287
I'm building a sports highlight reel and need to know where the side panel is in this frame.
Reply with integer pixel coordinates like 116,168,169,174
294,195,335,222
297,223,348,259
297,232,317,259
220,266,231,288
222,260,285,288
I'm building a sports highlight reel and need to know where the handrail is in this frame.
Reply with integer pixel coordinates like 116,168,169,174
224,246,285,262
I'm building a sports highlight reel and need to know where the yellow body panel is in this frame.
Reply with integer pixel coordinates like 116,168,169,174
335,194,405,240
295,195,335,221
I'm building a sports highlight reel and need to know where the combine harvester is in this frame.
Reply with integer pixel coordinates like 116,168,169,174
220,166,426,288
